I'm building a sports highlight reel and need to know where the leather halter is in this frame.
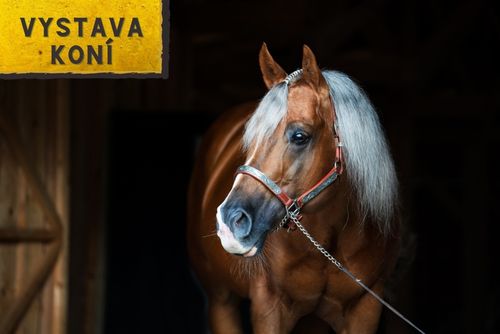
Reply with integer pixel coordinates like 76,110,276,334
235,69,344,231
235,142,343,231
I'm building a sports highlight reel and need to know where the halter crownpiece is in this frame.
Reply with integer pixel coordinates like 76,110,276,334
283,69,303,85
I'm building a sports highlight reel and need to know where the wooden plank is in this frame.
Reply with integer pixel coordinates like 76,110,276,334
0,227,56,242
46,79,69,334
0,91,64,334
68,80,107,334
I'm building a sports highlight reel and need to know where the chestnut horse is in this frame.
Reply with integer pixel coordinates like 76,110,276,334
187,44,403,333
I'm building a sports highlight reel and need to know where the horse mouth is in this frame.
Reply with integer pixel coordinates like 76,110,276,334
242,245,258,257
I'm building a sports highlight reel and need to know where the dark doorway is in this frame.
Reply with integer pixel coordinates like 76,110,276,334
105,112,213,333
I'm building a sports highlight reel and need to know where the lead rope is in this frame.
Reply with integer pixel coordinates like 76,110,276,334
287,213,426,334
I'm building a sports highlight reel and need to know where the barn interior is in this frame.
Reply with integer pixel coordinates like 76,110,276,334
1,0,499,333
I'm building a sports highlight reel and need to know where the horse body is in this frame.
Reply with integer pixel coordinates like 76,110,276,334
187,44,400,333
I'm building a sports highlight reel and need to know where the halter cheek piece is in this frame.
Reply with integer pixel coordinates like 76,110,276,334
235,69,344,231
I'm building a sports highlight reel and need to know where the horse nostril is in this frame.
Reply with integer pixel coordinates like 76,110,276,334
228,209,252,239
231,211,243,225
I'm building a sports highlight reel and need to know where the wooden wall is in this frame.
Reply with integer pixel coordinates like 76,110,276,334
0,81,69,334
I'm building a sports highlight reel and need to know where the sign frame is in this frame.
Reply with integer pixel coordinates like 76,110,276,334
0,0,169,79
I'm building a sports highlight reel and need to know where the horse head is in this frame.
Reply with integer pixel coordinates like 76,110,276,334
216,44,341,257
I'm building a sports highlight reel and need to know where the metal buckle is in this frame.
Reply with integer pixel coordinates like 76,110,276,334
280,200,302,232
287,201,301,218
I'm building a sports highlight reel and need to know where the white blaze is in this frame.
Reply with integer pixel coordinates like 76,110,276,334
215,149,259,255
216,205,249,254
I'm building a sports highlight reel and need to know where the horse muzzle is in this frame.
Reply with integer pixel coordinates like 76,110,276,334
215,192,281,257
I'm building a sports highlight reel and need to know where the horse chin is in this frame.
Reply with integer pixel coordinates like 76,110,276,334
242,246,259,257
240,230,268,258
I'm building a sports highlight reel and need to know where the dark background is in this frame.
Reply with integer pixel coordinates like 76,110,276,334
66,0,500,333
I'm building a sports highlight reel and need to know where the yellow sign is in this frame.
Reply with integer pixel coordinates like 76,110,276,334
0,0,167,77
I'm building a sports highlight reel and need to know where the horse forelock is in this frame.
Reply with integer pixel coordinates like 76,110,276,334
242,81,288,151
243,70,398,236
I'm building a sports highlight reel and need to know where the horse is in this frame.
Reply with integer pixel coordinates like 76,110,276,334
187,43,401,334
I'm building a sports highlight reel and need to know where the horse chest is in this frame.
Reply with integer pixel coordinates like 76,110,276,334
265,257,330,303
275,250,367,299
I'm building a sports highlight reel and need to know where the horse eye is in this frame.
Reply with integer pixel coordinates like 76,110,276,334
290,131,310,145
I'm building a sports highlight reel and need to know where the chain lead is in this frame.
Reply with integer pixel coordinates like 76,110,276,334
290,215,426,334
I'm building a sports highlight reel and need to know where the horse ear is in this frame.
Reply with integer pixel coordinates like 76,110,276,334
302,45,327,91
259,43,287,89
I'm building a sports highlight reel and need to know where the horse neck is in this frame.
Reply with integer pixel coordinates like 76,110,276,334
277,176,365,255
304,176,389,258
